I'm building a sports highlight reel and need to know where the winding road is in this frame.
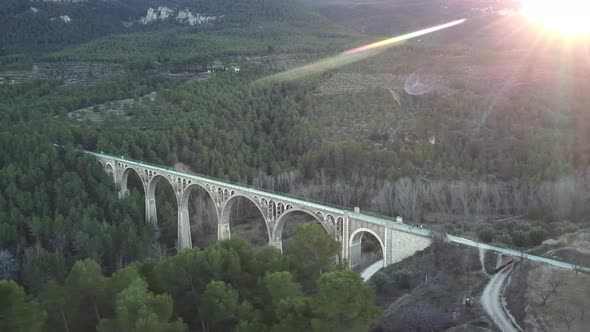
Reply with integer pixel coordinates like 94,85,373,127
361,259,385,282
481,264,520,332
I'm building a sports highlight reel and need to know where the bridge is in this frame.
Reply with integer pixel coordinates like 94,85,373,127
90,150,590,273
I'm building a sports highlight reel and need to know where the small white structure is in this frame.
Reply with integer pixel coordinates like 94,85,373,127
50,15,72,23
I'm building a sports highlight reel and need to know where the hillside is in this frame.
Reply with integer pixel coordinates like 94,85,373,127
0,1,589,331
0,0,321,55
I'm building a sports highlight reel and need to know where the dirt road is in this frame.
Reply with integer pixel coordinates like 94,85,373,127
481,264,520,332
361,259,384,282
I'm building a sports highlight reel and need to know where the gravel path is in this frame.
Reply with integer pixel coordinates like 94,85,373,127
481,264,519,332
361,259,384,282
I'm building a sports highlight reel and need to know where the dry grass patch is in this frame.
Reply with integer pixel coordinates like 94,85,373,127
527,264,590,331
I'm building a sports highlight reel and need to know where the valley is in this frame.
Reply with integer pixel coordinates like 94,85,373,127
1,0,589,331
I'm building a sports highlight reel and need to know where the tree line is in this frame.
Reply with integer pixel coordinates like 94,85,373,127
1,226,381,332
247,170,588,248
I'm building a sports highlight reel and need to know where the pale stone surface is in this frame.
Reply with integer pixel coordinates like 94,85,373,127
50,15,72,23
95,153,434,267
139,7,217,26
388,230,432,264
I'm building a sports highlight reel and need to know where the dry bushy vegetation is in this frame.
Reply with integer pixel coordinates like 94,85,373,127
368,240,490,332
525,264,590,331
0,61,123,85
247,171,589,247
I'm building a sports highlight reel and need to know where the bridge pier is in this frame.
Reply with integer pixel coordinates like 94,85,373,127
118,189,129,199
270,239,282,252
349,237,363,269
218,223,231,241
178,208,192,249
342,213,350,263
145,194,158,224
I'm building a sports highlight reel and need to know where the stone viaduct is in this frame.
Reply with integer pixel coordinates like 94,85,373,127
92,151,433,268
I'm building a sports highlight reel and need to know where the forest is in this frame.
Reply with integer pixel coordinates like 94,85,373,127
1,0,589,331
0,0,312,52
2,225,380,332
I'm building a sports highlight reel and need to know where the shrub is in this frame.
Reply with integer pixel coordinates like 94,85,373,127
496,234,513,246
511,230,530,247
528,227,546,246
477,226,496,243
554,222,579,236
392,270,411,290
371,271,389,292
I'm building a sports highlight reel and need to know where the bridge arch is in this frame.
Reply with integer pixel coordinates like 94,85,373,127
146,174,180,251
273,208,335,252
120,166,145,196
179,183,219,248
180,184,218,221
325,214,336,228
104,162,114,174
335,217,344,240
348,228,385,269
146,174,178,204
99,162,115,183
89,153,443,274
220,194,271,246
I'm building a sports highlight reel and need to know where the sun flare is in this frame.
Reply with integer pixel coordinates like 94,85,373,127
522,0,590,36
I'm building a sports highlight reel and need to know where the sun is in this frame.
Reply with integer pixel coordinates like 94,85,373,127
522,0,590,36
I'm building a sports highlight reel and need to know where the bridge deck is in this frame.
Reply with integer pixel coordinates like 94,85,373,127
87,150,590,273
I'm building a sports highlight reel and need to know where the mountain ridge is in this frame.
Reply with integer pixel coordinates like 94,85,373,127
0,0,317,54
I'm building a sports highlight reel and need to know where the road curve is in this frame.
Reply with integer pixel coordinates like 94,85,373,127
361,259,385,282
481,264,520,332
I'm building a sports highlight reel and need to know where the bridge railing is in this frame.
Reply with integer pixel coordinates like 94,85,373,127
83,149,590,272
88,150,440,237
90,151,363,211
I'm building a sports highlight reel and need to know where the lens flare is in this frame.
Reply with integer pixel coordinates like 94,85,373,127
522,0,590,36
261,19,466,82
343,19,466,55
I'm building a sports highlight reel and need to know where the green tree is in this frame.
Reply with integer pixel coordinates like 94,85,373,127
284,224,340,287
40,280,70,332
477,226,496,243
275,296,314,332
253,247,288,276
370,272,389,292
23,250,67,296
511,230,530,247
97,278,186,332
0,280,47,332
199,280,239,332
310,270,382,332
63,259,107,331
101,265,144,318
259,271,301,323
148,249,204,328
235,301,268,332
528,227,546,246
